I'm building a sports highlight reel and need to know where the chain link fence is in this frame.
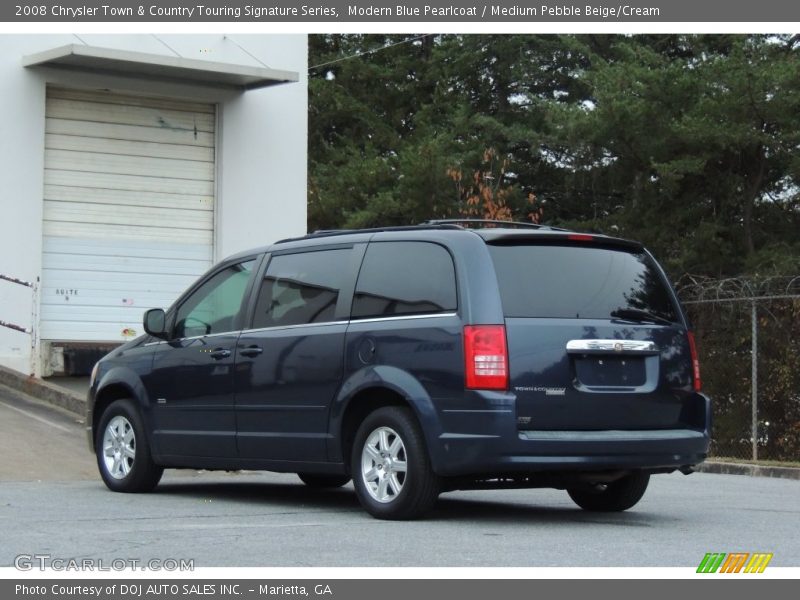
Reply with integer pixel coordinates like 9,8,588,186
677,276,800,462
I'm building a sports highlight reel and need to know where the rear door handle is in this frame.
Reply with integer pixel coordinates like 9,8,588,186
566,339,658,354
209,348,232,360
239,345,263,358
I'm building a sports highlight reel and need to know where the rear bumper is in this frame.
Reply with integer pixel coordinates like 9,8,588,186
430,392,712,477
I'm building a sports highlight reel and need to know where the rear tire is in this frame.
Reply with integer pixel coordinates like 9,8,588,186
567,471,650,512
297,473,350,488
96,399,163,493
351,406,441,520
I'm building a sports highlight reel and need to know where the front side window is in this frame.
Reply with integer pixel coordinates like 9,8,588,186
252,249,353,328
352,241,457,319
173,260,256,338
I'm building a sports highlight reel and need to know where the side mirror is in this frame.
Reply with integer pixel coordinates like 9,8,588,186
143,308,168,339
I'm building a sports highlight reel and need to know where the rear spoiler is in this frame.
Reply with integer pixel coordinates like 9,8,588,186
476,229,644,250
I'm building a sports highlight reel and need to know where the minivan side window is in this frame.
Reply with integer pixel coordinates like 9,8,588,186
173,259,256,338
252,249,352,329
352,241,457,319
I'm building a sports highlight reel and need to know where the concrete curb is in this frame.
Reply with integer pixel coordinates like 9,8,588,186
0,364,85,416
696,461,800,480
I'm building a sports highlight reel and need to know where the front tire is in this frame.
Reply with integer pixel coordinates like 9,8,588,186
351,406,440,520
96,399,163,493
567,471,650,512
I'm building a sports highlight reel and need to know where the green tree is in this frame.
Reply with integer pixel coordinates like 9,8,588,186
308,34,800,277
549,35,800,276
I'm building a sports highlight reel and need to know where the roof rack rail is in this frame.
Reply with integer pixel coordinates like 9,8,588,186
422,219,568,231
274,223,463,244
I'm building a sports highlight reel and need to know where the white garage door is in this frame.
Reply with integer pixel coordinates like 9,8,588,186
41,87,215,341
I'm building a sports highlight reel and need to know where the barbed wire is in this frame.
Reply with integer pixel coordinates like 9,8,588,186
677,274,800,304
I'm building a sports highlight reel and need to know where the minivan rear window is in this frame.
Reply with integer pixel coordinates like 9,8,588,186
488,243,679,323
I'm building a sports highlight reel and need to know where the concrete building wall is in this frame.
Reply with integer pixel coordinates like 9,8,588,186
0,34,308,374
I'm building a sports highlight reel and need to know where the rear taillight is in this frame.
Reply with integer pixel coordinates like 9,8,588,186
464,325,509,390
687,331,702,392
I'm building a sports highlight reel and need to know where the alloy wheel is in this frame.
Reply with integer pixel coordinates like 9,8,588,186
102,415,136,480
360,426,407,503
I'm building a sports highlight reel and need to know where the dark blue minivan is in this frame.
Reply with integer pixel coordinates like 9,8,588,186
87,221,711,519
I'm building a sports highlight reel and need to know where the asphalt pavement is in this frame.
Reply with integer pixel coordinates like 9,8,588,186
1,387,798,568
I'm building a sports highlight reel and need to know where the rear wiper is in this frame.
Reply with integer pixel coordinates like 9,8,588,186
610,308,674,327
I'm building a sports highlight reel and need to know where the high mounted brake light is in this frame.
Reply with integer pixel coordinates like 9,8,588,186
567,234,594,242
464,325,509,390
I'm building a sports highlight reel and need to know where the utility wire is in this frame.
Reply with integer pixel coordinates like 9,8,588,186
224,35,272,69
151,34,181,57
308,35,430,71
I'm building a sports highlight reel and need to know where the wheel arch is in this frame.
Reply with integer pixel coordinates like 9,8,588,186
330,365,443,472
91,368,150,452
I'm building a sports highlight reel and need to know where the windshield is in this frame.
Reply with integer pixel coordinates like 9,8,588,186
488,243,680,323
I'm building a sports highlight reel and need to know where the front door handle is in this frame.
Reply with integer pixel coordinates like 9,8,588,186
239,345,263,358
209,348,232,360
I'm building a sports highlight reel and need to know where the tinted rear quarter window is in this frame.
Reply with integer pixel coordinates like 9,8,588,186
352,241,457,319
488,243,678,322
